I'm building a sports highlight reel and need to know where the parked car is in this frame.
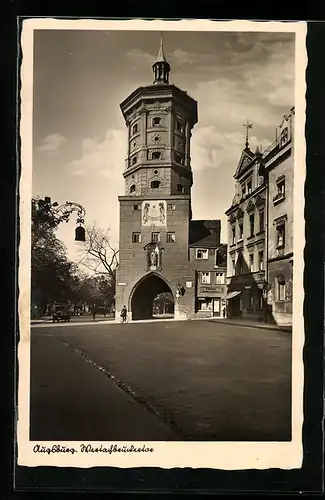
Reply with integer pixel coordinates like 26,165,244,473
52,301,71,322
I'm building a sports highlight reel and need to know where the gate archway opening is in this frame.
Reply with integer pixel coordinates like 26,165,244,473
131,274,174,321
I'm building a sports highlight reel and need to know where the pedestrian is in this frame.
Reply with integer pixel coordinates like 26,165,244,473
120,305,128,323
92,305,96,321
222,306,226,319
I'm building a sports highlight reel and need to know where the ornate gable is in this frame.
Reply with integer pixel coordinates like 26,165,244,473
234,148,256,179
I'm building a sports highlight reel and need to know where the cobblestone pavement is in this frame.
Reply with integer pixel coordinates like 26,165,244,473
30,320,292,442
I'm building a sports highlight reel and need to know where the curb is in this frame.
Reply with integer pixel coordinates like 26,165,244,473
210,319,292,333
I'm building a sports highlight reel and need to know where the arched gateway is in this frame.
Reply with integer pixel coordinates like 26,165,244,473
130,273,174,321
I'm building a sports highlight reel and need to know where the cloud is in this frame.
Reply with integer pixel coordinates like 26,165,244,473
65,129,126,179
38,133,66,152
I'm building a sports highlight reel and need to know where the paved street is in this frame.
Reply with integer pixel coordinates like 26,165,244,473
30,320,291,442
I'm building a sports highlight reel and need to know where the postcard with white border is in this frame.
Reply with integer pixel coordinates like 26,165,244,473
18,18,307,470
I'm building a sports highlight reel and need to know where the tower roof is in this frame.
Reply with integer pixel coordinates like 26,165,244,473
152,32,170,85
155,31,167,63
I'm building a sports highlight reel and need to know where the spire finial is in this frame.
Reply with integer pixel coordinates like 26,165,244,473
152,31,170,84
242,119,253,149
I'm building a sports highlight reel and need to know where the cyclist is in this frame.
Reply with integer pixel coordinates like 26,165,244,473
120,305,128,323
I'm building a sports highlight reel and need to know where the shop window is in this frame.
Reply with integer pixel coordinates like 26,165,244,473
151,232,160,243
151,180,161,189
249,289,254,309
258,290,264,309
201,272,211,284
196,248,208,259
166,232,176,243
132,232,141,243
276,275,286,301
199,300,213,311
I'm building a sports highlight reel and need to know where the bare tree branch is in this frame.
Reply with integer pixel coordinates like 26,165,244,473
77,223,119,284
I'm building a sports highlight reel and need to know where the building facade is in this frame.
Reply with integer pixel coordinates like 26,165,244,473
225,109,295,326
115,36,227,321
225,131,268,321
263,108,295,325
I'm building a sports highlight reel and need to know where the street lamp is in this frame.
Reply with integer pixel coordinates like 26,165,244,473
49,199,87,242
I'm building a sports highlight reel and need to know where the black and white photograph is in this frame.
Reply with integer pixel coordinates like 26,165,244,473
18,19,306,470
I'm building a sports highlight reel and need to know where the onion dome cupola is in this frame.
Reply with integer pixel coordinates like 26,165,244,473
152,32,170,85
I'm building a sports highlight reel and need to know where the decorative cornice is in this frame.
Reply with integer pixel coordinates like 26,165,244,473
273,214,288,226
246,200,255,213
255,194,265,207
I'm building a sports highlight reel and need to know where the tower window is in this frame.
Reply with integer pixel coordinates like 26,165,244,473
152,117,161,127
132,232,141,243
133,204,140,210
151,232,160,243
132,156,137,165
176,120,184,133
151,180,161,189
152,151,161,160
167,203,176,210
166,232,176,243
132,123,138,135
176,183,185,194
175,153,184,164
129,184,136,193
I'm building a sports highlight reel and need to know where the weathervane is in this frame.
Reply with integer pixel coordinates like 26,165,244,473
243,119,253,149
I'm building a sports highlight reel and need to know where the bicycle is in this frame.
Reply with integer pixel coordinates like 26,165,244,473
120,314,129,324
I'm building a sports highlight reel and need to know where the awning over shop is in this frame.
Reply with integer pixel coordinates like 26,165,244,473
224,290,242,300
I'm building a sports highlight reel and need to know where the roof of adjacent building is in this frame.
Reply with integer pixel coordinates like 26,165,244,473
189,220,221,248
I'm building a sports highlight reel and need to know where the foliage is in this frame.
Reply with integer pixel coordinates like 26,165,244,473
31,197,80,315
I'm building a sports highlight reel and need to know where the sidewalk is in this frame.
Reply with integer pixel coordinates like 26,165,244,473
208,317,292,332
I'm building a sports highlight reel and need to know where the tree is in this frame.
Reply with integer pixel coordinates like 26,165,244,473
31,197,83,316
78,223,119,285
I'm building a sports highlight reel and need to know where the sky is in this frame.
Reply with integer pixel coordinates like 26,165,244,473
32,27,295,262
